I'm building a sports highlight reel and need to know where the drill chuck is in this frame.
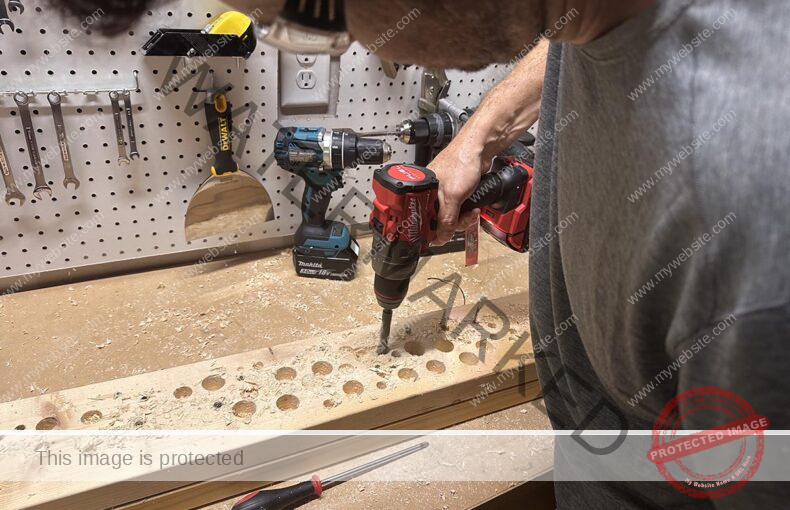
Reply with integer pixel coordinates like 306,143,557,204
395,112,456,148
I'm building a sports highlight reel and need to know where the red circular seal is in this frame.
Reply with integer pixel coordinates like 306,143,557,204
648,386,768,499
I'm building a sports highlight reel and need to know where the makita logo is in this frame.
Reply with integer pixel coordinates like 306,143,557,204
298,261,323,268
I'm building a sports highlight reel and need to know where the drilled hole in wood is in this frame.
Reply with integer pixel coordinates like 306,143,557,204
241,387,259,399
213,401,223,409
253,361,264,370
36,417,59,430
427,360,446,374
174,386,193,399
81,410,103,424
475,340,494,352
323,399,337,408
398,368,418,382
377,381,387,389
312,361,333,376
459,352,479,365
390,350,401,358
275,367,296,381
343,380,364,395
404,341,425,356
433,339,454,352
339,363,354,372
202,375,225,391
15,424,25,430
232,400,256,418
277,394,300,411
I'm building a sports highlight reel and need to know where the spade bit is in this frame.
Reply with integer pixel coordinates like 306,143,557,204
8,0,23,14
109,91,130,166
47,92,80,190
14,92,52,200
0,132,24,206
0,1,15,35
122,90,140,160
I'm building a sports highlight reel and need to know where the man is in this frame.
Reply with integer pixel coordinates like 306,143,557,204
53,0,789,507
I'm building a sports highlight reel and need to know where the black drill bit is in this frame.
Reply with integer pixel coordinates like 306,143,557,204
377,309,393,354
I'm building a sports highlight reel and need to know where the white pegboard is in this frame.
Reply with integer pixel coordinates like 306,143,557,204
0,0,506,290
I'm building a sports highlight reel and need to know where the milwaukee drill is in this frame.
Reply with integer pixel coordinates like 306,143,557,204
369,156,534,353
275,127,391,280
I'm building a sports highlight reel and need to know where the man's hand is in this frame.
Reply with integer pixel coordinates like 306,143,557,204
426,39,550,245
429,136,490,245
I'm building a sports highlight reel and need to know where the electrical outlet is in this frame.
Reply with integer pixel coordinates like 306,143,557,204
296,70,317,89
279,50,332,110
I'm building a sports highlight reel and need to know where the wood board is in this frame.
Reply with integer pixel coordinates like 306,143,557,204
0,294,539,509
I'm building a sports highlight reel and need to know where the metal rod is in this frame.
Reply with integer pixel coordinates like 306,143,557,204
322,442,429,489
0,71,139,97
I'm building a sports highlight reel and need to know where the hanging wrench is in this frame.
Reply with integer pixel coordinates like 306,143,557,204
14,92,52,200
0,132,25,206
109,91,130,166
47,92,80,190
122,90,140,160
8,0,22,14
0,1,15,35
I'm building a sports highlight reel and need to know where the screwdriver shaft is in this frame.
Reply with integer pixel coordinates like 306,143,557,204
322,442,429,489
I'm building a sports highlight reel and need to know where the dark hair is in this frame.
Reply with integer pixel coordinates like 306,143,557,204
47,0,161,36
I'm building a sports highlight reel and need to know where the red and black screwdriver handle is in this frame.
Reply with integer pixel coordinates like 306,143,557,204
232,475,323,510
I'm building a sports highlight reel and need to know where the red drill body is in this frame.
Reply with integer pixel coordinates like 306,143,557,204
370,157,534,352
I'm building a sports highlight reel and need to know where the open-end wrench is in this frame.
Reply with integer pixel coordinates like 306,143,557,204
8,0,22,14
109,91,130,166
122,90,140,160
0,1,15,35
47,92,80,190
14,92,52,200
0,132,25,206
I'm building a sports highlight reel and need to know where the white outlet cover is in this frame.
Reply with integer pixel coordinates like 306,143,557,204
280,51,331,109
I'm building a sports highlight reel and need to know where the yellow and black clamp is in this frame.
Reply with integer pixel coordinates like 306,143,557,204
143,11,257,59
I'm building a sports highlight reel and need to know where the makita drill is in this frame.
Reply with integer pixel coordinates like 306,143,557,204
275,127,391,280
369,156,534,353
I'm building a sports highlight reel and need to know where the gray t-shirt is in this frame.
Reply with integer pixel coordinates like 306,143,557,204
531,0,790,506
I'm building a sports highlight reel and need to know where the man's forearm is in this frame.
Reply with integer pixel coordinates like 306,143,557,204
458,39,549,165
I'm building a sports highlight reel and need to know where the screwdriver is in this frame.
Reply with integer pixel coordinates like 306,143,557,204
232,442,429,510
